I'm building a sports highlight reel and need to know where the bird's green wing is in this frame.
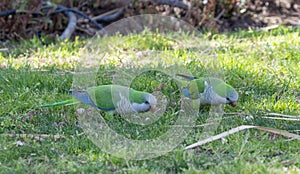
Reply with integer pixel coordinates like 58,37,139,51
87,85,115,110
87,85,149,110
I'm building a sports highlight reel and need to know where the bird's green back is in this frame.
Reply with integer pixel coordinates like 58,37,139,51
87,85,148,109
188,77,235,98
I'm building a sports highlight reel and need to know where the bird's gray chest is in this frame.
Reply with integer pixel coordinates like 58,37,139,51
200,85,226,105
114,93,136,114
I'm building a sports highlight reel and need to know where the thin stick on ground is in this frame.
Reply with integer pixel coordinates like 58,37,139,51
185,125,300,150
0,133,64,140
266,112,300,118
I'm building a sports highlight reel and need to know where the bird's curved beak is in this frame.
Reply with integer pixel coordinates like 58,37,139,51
150,105,156,112
229,102,237,107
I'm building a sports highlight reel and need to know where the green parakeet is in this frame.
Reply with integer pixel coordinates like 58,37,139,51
176,74,238,107
38,85,157,114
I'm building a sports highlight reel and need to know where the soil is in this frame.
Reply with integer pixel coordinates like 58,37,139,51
217,0,300,32
86,0,300,33
1,0,300,41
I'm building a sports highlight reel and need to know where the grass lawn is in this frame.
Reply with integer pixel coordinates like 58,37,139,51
0,26,299,173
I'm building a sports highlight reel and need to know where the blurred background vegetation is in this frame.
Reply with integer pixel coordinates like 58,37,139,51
1,0,300,42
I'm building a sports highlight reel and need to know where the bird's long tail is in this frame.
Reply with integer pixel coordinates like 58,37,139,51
176,74,198,81
36,99,80,108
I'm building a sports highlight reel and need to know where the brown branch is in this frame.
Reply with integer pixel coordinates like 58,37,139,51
156,0,189,10
92,8,125,23
60,10,77,40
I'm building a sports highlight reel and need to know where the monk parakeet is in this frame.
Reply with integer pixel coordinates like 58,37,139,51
176,74,238,107
38,85,157,114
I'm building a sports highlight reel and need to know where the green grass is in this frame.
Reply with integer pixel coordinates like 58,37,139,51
0,26,299,173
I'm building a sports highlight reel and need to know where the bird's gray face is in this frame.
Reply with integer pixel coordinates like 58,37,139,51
225,90,239,107
132,94,157,113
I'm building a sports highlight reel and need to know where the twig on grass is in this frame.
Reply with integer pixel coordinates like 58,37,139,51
185,125,300,150
265,112,300,118
262,117,300,121
0,133,64,140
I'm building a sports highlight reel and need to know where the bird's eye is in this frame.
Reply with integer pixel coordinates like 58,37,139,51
226,97,230,101
144,101,149,104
